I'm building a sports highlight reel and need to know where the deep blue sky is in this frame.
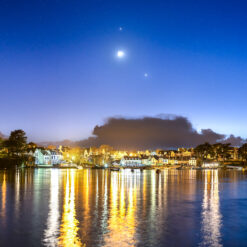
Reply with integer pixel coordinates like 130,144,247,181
1,0,247,141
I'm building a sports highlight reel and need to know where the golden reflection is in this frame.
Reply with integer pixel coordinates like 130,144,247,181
80,169,90,239
58,170,83,247
43,169,60,246
96,172,99,208
84,169,89,217
200,170,222,247
103,169,137,247
1,172,6,220
101,170,108,230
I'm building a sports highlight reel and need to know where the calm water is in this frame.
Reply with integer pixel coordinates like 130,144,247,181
1,169,247,247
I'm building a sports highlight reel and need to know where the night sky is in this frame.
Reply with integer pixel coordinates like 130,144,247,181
1,0,247,142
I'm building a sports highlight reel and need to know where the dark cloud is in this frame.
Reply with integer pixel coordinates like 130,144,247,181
77,116,245,149
222,134,246,146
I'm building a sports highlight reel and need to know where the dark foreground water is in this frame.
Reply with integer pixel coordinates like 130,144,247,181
1,169,247,247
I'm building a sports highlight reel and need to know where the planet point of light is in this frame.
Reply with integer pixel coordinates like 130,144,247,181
117,50,125,58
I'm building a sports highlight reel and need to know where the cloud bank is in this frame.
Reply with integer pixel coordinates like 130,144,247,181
77,115,245,149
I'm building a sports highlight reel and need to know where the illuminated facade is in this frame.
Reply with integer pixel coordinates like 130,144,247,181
34,149,63,166
120,156,142,166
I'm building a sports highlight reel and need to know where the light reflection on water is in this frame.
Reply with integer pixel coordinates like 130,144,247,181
14,170,20,217
43,169,60,247
1,172,6,223
103,170,137,247
200,170,222,247
58,170,83,247
1,169,247,246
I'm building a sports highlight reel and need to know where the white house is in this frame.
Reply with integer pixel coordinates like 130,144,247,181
141,156,150,166
188,157,197,167
34,149,63,166
168,159,178,165
202,161,219,168
158,157,169,165
148,156,159,166
120,156,142,167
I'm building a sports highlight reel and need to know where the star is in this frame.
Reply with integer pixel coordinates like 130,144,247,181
119,27,123,31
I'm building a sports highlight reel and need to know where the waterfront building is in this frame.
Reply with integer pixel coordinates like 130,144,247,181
34,149,52,166
188,157,197,166
120,156,142,166
168,159,178,165
202,161,220,168
168,150,177,158
158,157,169,165
228,147,239,160
50,150,63,164
149,156,159,165
34,149,63,166
141,156,150,166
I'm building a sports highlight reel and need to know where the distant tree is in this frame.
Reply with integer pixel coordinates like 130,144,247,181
239,143,247,162
212,143,231,161
26,142,38,152
221,143,231,161
4,129,27,157
62,147,83,164
92,154,104,166
0,137,3,148
0,137,5,157
28,142,37,147
194,142,214,160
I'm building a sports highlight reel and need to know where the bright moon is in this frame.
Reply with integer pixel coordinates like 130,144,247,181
117,50,125,58
144,73,148,77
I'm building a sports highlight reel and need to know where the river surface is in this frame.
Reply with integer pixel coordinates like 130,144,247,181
0,169,247,247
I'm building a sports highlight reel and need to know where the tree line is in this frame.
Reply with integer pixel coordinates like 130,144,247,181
194,142,247,163
0,129,31,167
1,129,247,168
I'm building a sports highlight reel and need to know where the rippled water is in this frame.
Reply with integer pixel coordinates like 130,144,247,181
1,169,247,247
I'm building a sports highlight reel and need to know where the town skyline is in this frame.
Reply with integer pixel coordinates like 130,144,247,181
1,129,247,170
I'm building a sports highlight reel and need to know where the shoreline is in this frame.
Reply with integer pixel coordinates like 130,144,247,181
1,165,245,171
